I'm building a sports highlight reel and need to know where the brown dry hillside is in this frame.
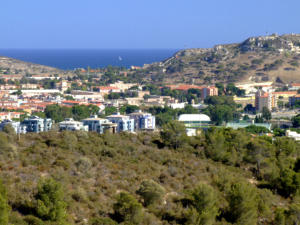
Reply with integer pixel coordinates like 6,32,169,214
0,55,61,76
142,34,300,85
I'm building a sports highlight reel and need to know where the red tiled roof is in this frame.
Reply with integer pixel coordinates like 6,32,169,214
291,83,300,87
273,91,297,95
62,100,81,104
98,86,120,90
165,85,205,91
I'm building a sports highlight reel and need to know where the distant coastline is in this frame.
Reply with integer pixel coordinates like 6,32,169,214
0,49,178,70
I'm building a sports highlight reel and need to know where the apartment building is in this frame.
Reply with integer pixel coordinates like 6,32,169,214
289,95,300,107
128,111,156,130
0,120,21,133
21,116,52,133
201,86,218,99
255,90,276,112
106,113,134,133
82,116,115,134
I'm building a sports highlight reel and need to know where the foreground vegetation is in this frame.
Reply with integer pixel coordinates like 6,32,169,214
0,123,299,224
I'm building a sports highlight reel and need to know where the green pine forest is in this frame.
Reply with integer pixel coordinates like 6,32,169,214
0,122,300,225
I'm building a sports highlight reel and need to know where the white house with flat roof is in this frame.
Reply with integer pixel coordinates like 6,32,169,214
286,130,300,141
59,118,88,131
82,116,113,134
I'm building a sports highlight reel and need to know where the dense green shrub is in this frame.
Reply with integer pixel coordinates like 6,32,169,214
113,192,144,224
160,121,188,149
136,179,165,207
225,182,258,225
89,217,117,225
185,183,220,225
34,178,67,223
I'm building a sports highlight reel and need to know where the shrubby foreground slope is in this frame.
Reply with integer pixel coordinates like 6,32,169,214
0,125,299,224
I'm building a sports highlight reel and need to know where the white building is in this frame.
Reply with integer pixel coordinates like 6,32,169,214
169,102,186,109
59,118,88,131
70,90,104,101
109,81,138,92
286,130,300,141
0,120,21,133
82,116,114,134
8,89,61,97
178,114,211,136
128,111,156,130
106,113,135,133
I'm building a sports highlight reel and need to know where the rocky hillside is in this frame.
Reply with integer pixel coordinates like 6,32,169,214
143,34,300,84
0,56,60,76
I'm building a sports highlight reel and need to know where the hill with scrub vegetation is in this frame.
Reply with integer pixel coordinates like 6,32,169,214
0,56,62,76
0,122,300,224
139,34,300,85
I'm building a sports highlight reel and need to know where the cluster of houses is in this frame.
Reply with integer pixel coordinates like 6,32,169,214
0,70,299,141
0,80,221,122
235,82,300,111
0,111,156,135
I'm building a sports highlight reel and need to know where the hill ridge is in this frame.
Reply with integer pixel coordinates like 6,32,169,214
144,33,300,85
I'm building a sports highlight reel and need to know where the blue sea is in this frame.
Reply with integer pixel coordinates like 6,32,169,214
0,49,178,70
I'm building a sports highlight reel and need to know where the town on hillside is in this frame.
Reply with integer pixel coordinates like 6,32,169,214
0,64,299,141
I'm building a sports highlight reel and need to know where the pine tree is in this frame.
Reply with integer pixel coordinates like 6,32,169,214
34,178,67,224
226,182,258,225
113,192,143,225
185,183,220,225
160,121,187,149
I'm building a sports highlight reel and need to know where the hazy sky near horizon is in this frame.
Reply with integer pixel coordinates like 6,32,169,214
1,0,299,49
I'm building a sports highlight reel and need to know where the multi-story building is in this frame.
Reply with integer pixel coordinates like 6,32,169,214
233,96,256,108
165,85,218,100
0,120,21,133
109,81,138,92
272,91,298,104
128,111,156,131
21,116,52,133
59,118,88,131
21,84,41,89
93,86,120,94
0,112,23,121
82,116,114,134
289,94,300,107
255,90,275,112
106,113,134,133
289,83,300,91
201,86,218,99
56,80,71,92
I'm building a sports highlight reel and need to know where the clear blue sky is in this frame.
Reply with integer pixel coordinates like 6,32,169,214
1,0,299,49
